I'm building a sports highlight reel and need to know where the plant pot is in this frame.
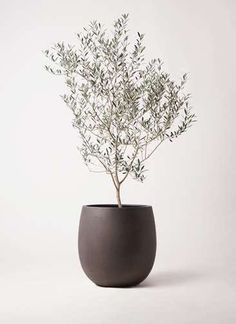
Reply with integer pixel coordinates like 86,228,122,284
78,204,156,287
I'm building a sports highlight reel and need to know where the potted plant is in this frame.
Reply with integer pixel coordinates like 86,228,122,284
44,14,196,287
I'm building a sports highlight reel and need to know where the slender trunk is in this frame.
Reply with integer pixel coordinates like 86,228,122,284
116,184,122,208
114,137,122,208
110,173,122,208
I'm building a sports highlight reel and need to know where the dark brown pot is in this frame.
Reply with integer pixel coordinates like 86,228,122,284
78,205,156,287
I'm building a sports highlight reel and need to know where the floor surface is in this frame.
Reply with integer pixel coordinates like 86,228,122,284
1,261,235,323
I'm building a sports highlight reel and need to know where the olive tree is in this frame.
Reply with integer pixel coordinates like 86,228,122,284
44,14,196,207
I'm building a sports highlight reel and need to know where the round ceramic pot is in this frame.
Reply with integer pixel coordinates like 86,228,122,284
78,205,156,287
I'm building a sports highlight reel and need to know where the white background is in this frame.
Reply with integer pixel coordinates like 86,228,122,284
0,0,235,323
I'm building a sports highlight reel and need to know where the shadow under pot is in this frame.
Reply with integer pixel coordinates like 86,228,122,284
78,204,156,287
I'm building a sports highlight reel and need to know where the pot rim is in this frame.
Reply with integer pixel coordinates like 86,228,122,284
83,204,152,209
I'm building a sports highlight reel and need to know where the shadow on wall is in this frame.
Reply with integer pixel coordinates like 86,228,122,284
139,269,206,288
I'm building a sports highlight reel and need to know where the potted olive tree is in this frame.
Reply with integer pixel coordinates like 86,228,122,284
44,14,196,287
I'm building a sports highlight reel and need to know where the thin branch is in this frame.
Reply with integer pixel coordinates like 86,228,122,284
140,138,165,163
110,172,118,190
120,146,139,184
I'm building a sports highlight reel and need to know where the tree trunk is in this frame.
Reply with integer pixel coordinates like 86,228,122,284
116,185,122,208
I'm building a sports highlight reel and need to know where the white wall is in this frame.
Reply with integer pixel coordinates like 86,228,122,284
0,0,236,323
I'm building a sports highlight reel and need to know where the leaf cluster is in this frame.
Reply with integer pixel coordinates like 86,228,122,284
44,14,196,187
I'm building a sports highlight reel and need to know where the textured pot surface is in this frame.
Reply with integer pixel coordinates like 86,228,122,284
78,205,156,287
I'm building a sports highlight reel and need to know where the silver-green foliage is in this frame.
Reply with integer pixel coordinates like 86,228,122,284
44,14,196,207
